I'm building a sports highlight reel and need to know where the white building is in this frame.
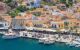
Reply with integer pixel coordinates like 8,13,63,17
0,20,9,29
12,19,26,30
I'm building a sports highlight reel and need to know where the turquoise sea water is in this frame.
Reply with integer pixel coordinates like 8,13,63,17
0,35,80,50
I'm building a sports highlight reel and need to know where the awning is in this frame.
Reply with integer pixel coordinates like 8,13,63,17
60,29,69,32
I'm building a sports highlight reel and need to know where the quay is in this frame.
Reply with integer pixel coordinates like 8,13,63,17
0,27,80,47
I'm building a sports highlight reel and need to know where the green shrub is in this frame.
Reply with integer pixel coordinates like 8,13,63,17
9,9,20,18
16,5,27,12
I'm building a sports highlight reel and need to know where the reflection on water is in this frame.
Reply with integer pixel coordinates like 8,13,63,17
0,36,80,50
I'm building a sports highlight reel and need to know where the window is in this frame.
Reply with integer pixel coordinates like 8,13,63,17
52,24,57,28
34,24,43,27
64,22,69,26
27,3,30,6
31,2,34,5
0,24,3,27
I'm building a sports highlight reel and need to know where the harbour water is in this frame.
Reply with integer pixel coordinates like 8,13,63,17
0,35,80,50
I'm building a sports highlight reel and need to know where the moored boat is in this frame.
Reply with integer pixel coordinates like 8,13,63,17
2,29,20,39
75,45,80,47
2,35,19,39
39,37,55,44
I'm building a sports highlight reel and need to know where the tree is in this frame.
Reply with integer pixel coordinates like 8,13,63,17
9,9,20,18
4,0,18,9
17,0,23,4
60,0,73,7
4,0,12,3
60,0,66,3
33,12,41,16
16,5,27,12
41,1,55,6
8,1,18,9
64,22,69,29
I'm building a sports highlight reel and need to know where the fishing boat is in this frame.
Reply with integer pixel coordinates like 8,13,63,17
75,45,80,47
2,29,20,39
2,35,19,39
39,37,55,44
67,43,76,47
66,40,80,47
